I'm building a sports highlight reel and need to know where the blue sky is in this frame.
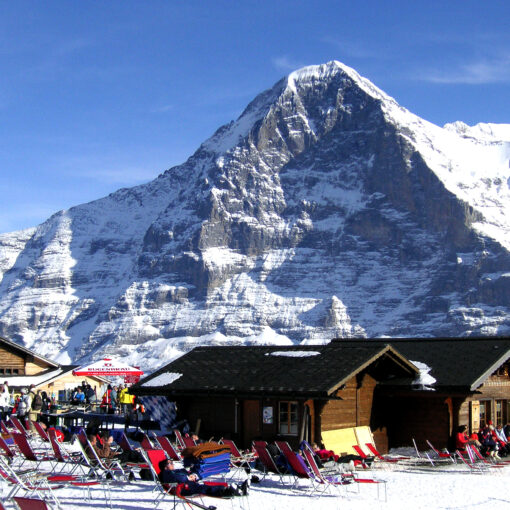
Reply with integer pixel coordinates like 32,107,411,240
1,1,509,233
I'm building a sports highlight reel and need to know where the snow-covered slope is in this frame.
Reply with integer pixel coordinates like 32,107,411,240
0,61,509,372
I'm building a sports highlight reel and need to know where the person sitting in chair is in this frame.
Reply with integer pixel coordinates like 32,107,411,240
158,459,249,498
86,433,144,464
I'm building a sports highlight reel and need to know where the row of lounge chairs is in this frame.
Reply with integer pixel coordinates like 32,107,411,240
4,415,509,509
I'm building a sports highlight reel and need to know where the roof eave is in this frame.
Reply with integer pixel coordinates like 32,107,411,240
470,349,510,391
326,344,420,395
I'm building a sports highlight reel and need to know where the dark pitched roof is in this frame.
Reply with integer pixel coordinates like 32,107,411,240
134,343,418,398
332,337,510,391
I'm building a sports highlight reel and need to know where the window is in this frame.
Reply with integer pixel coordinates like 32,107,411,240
479,401,491,427
496,400,507,426
279,401,298,435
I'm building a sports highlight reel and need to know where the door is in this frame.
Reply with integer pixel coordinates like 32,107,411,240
242,400,261,447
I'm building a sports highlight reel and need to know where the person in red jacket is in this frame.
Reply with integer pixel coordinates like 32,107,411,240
455,425,474,452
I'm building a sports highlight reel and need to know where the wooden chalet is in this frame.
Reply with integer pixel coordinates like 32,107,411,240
133,343,419,452
0,336,107,401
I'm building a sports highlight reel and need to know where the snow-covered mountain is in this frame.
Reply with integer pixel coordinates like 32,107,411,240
1,61,509,373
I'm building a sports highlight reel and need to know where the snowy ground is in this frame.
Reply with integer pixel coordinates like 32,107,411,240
3,451,510,510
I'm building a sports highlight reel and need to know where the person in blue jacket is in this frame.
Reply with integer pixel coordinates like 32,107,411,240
158,459,248,497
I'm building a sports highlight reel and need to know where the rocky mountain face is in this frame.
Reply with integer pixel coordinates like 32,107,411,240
0,61,509,372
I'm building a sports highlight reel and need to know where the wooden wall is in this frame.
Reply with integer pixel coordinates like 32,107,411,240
321,373,377,431
0,344,56,376
177,396,236,440
377,392,452,450
0,346,26,374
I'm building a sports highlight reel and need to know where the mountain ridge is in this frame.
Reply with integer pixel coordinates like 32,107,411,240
0,61,509,372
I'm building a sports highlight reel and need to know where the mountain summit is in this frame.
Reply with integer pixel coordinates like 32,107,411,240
1,61,509,370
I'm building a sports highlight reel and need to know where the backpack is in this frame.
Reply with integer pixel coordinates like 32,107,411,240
32,393,43,410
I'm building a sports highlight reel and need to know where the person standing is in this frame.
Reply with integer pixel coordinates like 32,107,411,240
119,386,132,415
0,384,9,420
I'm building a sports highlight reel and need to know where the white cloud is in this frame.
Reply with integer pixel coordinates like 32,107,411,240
272,56,306,72
418,57,510,84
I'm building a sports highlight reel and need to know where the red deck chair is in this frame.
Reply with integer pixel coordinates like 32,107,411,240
173,429,186,450
139,433,154,451
142,448,178,508
116,433,150,474
182,434,197,448
455,449,487,472
12,497,52,510
0,454,63,506
365,443,409,461
47,429,87,476
425,440,456,464
0,435,17,464
468,444,508,467
352,445,379,469
251,440,287,483
1,419,12,435
10,417,30,436
221,438,254,477
156,435,181,461
31,422,50,443
11,433,57,471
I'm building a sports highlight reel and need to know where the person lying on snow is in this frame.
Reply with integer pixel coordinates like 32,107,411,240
158,459,249,498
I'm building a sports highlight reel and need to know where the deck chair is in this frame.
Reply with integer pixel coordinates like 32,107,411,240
155,435,181,461
302,445,387,500
182,434,197,448
11,433,57,471
174,429,186,450
143,448,179,508
365,443,410,461
351,445,380,469
12,497,53,510
78,435,127,481
139,433,154,451
468,445,507,468
31,422,50,443
47,429,88,476
251,440,287,483
10,417,31,436
278,442,356,496
220,439,254,479
455,449,487,473
0,455,63,508
426,440,456,464
1,419,12,435
0,435,18,464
